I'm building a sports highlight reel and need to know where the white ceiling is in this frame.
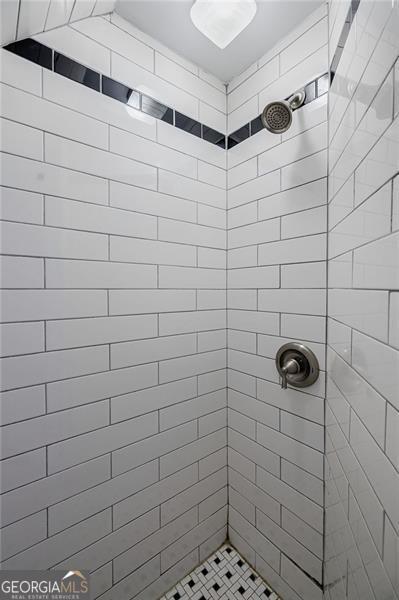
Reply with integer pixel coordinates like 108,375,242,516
115,0,324,83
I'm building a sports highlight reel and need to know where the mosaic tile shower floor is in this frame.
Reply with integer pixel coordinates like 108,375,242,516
160,544,281,600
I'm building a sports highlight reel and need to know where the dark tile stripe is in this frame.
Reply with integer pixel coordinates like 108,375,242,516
4,37,330,151
4,37,226,149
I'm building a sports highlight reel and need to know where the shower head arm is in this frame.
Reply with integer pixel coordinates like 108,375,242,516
287,90,305,111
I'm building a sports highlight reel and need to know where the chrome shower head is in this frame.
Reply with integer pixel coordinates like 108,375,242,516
261,90,305,134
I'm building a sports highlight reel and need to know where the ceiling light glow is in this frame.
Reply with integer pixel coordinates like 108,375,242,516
190,0,257,49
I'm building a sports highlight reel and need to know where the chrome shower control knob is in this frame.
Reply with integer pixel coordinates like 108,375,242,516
276,342,319,389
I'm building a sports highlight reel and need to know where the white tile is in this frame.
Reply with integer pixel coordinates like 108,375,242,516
1,0,19,46
2,510,111,570
0,118,43,160
1,512,47,561
159,218,225,249
328,288,389,342
1,222,107,260
71,16,153,71
0,187,43,225
389,292,399,350
155,53,225,112
228,157,257,189
0,346,109,392
385,404,398,470
282,150,327,190
228,218,280,249
228,96,259,135
228,349,277,383
256,509,322,582
352,330,399,410
0,49,42,96
353,232,399,290
329,181,392,258
281,459,323,506
48,414,158,475
198,205,226,230
111,377,197,423
228,246,257,269
228,266,279,289
280,411,324,452
159,310,226,336
0,322,44,357
157,120,225,169
257,422,323,478
111,333,196,369
112,53,199,121
110,126,196,178
159,170,226,210
17,0,50,39
46,259,156,289
350,411,399,530
282,95,327,142
1,290,107,322
49,363,157,414
228,170,280,208
258,123,327,177
0,386,45,428
281,314,326,343
257,380,324,424
281,17,327,74
281,262,326,289
228,310,279,335
110,180,196,223
109,289,196,315
159,266,225,289
228,128,281,170
258,234,326,266
197,161,226,189
258,288,326,315
280,555,322,600
159,350,226,383
1,400,109,459
355,117,398,206
46,315,157,351
45,133,157,190
259,179,327,221
46,196,157,239
228,57,279,112
160,429,225,479
199,101,226,133
281,206,327,239
35,25,111,74
228,202,258,229
1,82,108,149
110,236,196,266
1,154,108,205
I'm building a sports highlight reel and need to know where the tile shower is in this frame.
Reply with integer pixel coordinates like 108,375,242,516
0,1,397,600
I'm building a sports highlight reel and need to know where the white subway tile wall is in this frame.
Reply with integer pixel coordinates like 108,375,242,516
0,14,227,600
324,2,399,600
1,2,398,600
225,6,328,600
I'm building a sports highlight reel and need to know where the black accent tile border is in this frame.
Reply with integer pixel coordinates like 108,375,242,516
329,0,360,82
4,37,330,152
4,38,226,149
227,71,329,149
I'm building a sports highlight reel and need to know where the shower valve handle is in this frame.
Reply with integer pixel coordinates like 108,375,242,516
280,358,300,389
276,342,320,389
